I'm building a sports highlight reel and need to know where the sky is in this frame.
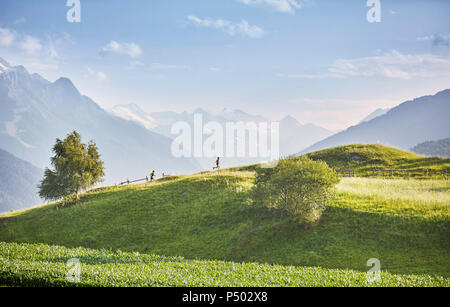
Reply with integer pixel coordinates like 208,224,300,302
0,0,449,131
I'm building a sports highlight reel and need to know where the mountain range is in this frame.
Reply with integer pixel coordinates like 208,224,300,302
1,56,449,211
300,89,450,154
0,58,199,185
411,137,450,157
0,57,332,185
0,148,42,212
110,105,333,158
358,107,390,123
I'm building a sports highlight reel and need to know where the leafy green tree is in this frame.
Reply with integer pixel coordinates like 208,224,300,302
252,156,340,224
39,131,104,201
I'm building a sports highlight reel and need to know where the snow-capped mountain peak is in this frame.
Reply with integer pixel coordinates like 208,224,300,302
110,104,157,130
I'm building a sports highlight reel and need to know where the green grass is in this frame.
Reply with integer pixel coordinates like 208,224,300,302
229,144,450,178
1,242,448,287
0,170,448,279
306,144,450,177
0,144,448,286
336,178,450,219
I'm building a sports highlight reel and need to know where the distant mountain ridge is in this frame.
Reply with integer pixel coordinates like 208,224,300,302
359,108,390,124
411,137,450,157
0,58,200,184
0,56,330,189
300,89,450,154
0,148,43,213
110,105,333,156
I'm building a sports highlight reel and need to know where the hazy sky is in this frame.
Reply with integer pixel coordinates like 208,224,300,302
1,0,450,130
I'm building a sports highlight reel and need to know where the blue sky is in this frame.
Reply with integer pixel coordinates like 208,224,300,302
1,0,449,130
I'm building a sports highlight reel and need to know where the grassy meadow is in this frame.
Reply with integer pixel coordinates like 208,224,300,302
0,145,449,286
1,242,447,287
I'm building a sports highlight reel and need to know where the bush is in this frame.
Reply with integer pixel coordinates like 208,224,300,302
252,156,340,225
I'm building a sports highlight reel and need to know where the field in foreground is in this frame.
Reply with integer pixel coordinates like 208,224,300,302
1,173,449,278
1,242,448,287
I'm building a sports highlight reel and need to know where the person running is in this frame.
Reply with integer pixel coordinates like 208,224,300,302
213,157,220,170
150,170,155,181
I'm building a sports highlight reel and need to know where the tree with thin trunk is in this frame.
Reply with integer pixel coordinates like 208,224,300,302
39,131,104,202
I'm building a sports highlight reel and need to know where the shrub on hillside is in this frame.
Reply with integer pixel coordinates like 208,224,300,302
252,156,340,225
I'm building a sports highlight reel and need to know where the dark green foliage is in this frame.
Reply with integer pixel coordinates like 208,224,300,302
38,131,104,201
252,156,340,224
1,242,448,287
57,193,80,209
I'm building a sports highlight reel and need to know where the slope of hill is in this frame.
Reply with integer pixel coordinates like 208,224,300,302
231,144,450,177
0,149,42,213
0,58,200,184
1,162,448,277
411,138,450,158
300,89,450,154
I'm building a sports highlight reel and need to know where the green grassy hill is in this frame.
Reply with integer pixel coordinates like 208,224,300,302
306,144,450,176
0,144,449,286
229,144,450,177
1,175,449,278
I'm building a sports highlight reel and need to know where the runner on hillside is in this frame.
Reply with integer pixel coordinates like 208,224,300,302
150,170,155,181
213,157,220,170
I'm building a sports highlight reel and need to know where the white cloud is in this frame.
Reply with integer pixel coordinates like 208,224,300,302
236,0,303,13
287,50,450,80
187,16,264,38
0,29,72,74
0,28,16,46
417,34,450,47
19,35,42,55
100,40,143,58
